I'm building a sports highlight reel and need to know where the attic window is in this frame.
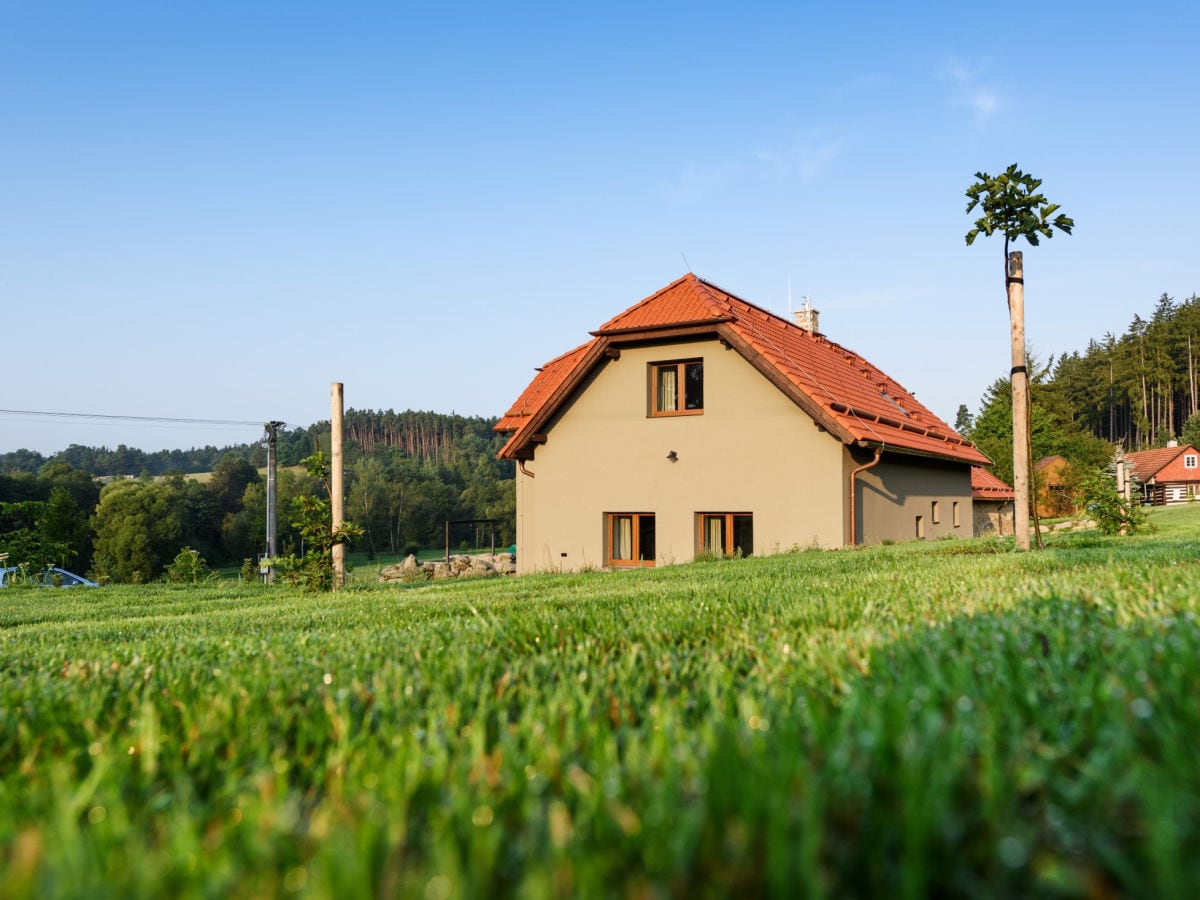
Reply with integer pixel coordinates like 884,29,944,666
651,360,703,416
1186,454,1197,469
880,391,910,418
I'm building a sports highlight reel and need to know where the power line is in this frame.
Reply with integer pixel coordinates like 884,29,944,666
0,408,269,428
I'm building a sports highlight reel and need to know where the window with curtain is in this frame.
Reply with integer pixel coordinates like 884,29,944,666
697,513,753,557
607,513,655,566
651,360,703,416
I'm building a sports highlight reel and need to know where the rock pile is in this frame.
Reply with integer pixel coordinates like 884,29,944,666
379,553,517,583
1049,519,1097,532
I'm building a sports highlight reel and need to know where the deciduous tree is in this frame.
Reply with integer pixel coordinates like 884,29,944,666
966,164,1074,549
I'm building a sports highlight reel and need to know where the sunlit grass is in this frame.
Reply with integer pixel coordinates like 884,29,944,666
2,506,1198,897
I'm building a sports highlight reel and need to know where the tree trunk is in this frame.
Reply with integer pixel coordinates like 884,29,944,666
1008,251,1031,551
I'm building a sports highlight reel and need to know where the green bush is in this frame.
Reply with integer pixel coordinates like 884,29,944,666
1079,468,1152,535
163,546,213,583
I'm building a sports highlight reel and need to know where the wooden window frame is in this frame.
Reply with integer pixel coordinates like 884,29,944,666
1186,454,1198,469
606,513,656,567
650,359,704,417
696,512,754,557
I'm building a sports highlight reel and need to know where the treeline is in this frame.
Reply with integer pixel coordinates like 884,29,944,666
0,410,514,583
0,410,505,477
1048,293,1200,449
960,291,1200,505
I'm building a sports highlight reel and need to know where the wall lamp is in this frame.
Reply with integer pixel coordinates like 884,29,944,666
666,450,679,462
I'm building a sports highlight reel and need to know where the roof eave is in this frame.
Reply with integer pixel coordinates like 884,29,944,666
591,317,734,339
853,438,992,467
497,338,612,460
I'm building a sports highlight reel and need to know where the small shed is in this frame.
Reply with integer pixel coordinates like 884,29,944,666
971,467,1015,536
1034,455,1076,517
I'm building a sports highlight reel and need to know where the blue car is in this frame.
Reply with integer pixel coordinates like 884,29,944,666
0,566,99,588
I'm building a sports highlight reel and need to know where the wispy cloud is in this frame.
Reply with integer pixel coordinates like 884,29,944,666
662,161,746,203
663,127,848,203
942,57,1000,126
753,129,848,180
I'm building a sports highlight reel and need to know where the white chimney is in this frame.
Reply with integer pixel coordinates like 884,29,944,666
794,296,820,334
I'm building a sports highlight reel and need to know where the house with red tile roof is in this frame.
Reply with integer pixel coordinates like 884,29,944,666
971,466,1015,536
1124,443,1200,505
496,274,991,572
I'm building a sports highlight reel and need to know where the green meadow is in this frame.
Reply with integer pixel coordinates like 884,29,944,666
3,508,1200,898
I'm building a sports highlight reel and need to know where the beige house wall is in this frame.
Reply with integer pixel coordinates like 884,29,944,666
513,337,847,573
852,452,975,544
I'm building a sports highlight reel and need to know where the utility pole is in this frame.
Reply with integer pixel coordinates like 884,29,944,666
262,420,285,583
1008,252,1031,551
331,383,346,589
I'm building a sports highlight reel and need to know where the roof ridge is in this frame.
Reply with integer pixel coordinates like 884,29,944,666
691,276,738,319
697,276,798,327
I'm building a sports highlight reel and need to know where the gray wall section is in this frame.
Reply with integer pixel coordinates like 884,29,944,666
852,449,974,544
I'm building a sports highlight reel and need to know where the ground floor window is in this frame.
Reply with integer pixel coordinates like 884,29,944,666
697,513,753,557
607,513,655,566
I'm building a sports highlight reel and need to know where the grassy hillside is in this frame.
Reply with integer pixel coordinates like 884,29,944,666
2,508,1199,897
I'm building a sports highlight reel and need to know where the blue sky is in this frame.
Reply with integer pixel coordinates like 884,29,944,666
2,1,1197,455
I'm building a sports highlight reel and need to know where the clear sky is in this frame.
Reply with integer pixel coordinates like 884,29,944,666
3,1,1197,455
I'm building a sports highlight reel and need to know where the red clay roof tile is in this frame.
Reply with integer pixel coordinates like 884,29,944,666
494,340,596,450
1124,445,1196,483
971,466,1015,500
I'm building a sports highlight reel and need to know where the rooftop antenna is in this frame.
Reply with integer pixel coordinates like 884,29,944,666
681,252,692,273
787,276,793,317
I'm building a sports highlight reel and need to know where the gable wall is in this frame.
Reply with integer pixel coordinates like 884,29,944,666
512,337,847,572
1146,447,1200,484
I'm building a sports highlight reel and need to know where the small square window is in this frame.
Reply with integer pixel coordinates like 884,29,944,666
608,513,655,566
651,360,703,416
697,513,753,557
1186,454,1197,469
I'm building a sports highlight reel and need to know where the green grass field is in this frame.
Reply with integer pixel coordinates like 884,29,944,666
3,508,1200,897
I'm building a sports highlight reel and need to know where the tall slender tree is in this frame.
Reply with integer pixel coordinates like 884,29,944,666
966,164,1074,550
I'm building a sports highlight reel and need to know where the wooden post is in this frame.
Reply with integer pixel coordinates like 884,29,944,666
1008,252,1031,551
264,421,283,584
331,382,346,588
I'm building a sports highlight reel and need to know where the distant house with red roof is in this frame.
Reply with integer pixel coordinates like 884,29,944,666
971,466,1015,536
1125,443,1200,505
495,274,991,572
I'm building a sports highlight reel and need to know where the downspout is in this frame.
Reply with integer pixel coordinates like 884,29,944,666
519,460,535,478
847,444,883,547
